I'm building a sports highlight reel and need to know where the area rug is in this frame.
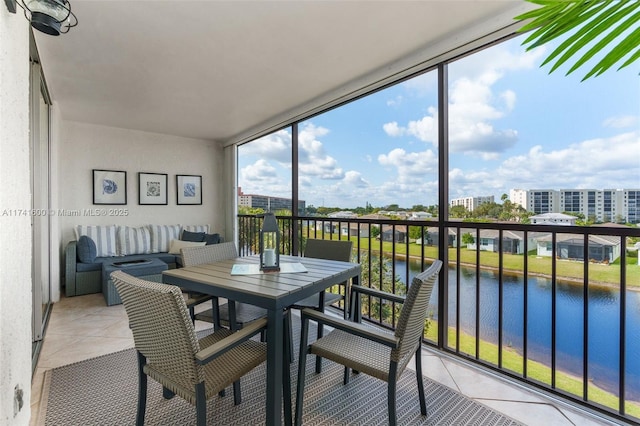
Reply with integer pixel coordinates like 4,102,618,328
38,328,524,426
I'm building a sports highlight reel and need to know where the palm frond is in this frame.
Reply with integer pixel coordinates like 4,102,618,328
515,0,640,81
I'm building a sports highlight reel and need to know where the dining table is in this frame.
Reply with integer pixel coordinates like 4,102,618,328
162,253,361,426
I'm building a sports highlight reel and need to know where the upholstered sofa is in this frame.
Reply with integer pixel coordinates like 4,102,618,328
64,224,221,297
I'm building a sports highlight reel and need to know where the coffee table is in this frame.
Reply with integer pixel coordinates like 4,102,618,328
102,258,168,306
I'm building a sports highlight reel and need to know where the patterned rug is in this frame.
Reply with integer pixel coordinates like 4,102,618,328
38,327,524,426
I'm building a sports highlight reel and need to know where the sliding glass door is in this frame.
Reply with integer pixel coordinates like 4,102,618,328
30,58,52,362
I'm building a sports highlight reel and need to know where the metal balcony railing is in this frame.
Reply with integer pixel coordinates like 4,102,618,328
238,214,640,423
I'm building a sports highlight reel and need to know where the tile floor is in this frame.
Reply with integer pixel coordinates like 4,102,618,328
31,293,623,426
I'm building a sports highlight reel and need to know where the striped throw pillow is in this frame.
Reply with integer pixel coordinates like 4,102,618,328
75,225,118,258
117,226,152,256
149,224,181,253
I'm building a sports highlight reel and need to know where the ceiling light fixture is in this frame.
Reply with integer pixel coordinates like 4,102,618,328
6,0,78,36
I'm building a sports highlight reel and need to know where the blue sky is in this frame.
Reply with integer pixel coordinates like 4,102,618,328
238,35,640,210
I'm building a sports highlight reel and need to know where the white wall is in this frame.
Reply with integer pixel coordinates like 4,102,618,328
55,120,226,290
0,6,32,425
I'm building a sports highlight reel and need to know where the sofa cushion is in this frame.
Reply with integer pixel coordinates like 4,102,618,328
76,236,97,263
152,253,180,265
168,239,206,254
181,230,205,242
75,225,118,257
149,224,181,253
183,224,209,233
76,261,103,272
117,226,152,255
204,233,221,245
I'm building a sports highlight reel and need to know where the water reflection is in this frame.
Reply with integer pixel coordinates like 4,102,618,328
392,256,640,401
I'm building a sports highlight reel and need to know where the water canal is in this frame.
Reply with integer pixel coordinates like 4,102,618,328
393,257,640,401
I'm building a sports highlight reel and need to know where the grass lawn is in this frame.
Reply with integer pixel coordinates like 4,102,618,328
344,236,640,289
423,322,640,418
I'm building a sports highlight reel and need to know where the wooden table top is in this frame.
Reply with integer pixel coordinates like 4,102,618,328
162,254,360,310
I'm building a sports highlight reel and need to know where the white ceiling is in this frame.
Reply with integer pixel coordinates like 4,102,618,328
34,1,529,145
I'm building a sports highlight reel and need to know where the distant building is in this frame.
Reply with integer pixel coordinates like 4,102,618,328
529,212,577,226
328,211,358,219
510,188,640,223
510,189,558,214
535,233,620,263
360,213,389,220
380,225,407,243
463,229,534,255
409,211,433,220
451,195,494,212
237,187,305,213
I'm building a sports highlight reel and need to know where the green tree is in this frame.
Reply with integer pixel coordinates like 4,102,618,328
408,226,426,241
516,0,640,81
370,226,381,239
273,209,293,254
238,205,264,215
450,205,470,218
461,232,475,246
472,202,503,219
358,251,405,327
316,206,340,216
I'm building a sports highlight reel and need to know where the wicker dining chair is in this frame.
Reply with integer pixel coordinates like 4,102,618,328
295,260,442,426
181,242,268,331
111,271,291,426
285,239,353,362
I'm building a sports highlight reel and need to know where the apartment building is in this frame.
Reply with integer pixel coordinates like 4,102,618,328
238,188,306,213
450,195,494,212
510,188,640,223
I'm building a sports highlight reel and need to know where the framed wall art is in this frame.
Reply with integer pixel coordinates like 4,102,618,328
93,169,127,205
138,172,168,205
176,174,202,205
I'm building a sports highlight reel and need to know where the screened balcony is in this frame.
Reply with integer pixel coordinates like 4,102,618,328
239,214,640,424
17,2,639,425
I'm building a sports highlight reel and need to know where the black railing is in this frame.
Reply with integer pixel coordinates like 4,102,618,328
238,214,640,423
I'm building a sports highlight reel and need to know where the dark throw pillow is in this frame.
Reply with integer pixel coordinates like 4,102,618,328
181,230,205,242
77,235,97,263
204,233,221,245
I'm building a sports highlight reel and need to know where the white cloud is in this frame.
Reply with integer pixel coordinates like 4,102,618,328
377,148,438,190
298,123,343,180
500,90,516,111
238,129,291,163
386,95,404,107
407,109,438,143
401,72,437,96
378,148,436,172
385,45,543,157
448,44,545,82
240,159,293,198
241,159,277,182
448,131,640,197
500,131,640,186
383,121,405,137
603,115,638,129
343,171,369,188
